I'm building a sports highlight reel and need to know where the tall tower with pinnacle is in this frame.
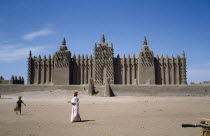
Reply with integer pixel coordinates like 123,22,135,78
138,36,155,84
27,50,33,84
53,38,71,85
94,34,114,85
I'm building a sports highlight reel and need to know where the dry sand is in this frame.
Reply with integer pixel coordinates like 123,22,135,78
0,89,210,136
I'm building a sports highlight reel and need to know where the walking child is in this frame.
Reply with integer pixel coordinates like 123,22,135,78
15,96,26,115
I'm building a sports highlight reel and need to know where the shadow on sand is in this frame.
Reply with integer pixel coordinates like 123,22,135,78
19,113,33,116
0,98,12,99
81,120,95,122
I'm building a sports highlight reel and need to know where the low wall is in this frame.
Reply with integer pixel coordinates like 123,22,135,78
0,84,88,95
0,84,210,96
110,85,210,96
0,80,10,84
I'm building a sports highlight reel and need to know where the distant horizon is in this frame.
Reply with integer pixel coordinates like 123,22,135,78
0,0,210,84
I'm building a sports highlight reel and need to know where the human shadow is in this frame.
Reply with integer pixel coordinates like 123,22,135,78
81,120,95,122
20,113,32,116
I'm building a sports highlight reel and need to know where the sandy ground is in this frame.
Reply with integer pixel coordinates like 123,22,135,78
0,90,210,136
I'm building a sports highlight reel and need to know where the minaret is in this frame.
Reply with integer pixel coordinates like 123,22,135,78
138,36,155,84
93,34,114,85
53,38,71,85
38,55,41,84
48,54,51,83
165,54,169,85
122,54,126,84
72,54,76,84
176,54,181,84
80,54,84,85
132,54,136,83
181,50,187,84
89,54,93,81
160,54,165,85
42,55,46,84
27,50,33,84
127,54,131,84
171,54,175,85
84,54,88,84
77,54,81,85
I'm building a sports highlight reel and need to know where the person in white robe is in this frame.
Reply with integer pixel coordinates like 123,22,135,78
68,92,81,122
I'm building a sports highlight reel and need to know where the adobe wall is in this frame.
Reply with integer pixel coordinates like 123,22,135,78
0,84,210,96
110,85,210,96
0,80,10,84
0,85,88,95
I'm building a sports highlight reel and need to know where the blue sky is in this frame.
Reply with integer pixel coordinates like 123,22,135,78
0,0,209,83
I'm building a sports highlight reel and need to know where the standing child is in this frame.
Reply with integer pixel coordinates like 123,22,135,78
15,96,26,115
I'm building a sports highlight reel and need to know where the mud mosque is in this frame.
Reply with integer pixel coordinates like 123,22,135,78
27,35,187,85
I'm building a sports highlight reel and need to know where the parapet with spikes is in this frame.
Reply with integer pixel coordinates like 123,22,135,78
26,35,187,86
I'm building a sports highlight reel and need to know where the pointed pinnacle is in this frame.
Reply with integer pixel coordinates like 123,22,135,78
156,54,159,58
117,54,120,58
132,54,135,59
143,36,148,45
182,50,185,57
62,37,66,45
29,50,32,56
101,34,105,43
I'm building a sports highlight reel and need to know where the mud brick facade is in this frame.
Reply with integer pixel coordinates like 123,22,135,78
27,35,187,85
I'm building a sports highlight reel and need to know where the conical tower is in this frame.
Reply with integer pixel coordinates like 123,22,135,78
94,34,114,85
27,50,33,84
138,36,155,84
53,38,71,85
